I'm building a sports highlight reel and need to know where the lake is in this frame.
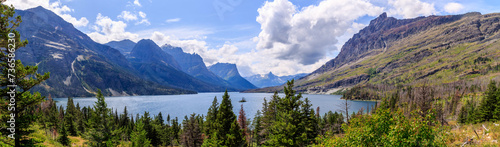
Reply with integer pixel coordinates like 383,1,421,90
53,92,377,121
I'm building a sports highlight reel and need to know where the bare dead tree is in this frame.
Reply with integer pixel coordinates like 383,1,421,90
337,97,351,125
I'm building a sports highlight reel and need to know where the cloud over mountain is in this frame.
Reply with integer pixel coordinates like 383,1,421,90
5,0,89,27
255,0,384,65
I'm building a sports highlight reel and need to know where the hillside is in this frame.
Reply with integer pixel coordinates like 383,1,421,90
246,12,500,94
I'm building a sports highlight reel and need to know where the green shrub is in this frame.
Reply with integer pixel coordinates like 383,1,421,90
315,108,445,146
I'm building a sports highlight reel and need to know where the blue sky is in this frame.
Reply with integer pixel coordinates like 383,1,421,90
5,0,500,76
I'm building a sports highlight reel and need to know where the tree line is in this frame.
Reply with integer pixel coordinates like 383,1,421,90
33,80,347,147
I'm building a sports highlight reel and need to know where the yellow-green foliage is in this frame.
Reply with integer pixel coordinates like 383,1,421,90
314,108,446,146
28,123,65,147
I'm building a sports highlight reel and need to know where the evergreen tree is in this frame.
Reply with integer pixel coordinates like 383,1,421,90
142,111,160,146
257,92,279,143
203,91,245,147
65,98,78,136
204,96,218,138
0,4,50,146
458,105,467,124
85,89,115,146
58,122,71,146
59,105,65,120
171,117,181,146
130,120,151,147
479,80,499,122
265,80,318,146
238,104,248,142
156,112,165,126
252,110,263,145
154,112,166,146
181,113,203,147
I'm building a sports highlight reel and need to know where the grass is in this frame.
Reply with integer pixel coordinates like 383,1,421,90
444,120,500,146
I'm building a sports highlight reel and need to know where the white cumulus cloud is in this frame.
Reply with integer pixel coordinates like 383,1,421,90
118,11,138,21
388,0,436,18
4,0,89,27
133,0,141,7
444,2,464,13
135,11,150,25
88,13,139,44
255,0,384,65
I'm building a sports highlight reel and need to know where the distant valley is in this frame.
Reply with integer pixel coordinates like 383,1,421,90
244,72,307,88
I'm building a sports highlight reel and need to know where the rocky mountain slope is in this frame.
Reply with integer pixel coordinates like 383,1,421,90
208,63,257,90
15,6,195,97
245,72,307,88
247,12,500,94
128,40,231,92
105,39,136,55
161,45,238,90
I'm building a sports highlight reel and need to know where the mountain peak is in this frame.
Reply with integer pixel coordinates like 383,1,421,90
130,39,181,69
118,39,135,43
208,63,257,90
378,12,387,19
105,39,137,55
161,44,184,54
267,72,277,78
137,39,156,45
369,12,390,25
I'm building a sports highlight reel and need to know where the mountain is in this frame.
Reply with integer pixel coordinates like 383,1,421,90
129,39,181,70
246,12,500,94
15,6,195,97
208,63,257,90
245,72,308,88
105,39,136,55
128,40,229,92
161,45,239,90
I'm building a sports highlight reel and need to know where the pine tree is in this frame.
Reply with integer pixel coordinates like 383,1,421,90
203,91,245,147
154,112,166,146
142,111,160,146
265,80,318,146
258,92,279,143
479,81,499,122
85,89,115,146
58,122,71,146
493,82,500,121
204,96,218,138
156,112,165,126
458,105,467,124
65,98,78,136
181,113,203,147
238,104,248,143
0,4,50,146
252,110,263,145
131,120,151,147
171,117,181,146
